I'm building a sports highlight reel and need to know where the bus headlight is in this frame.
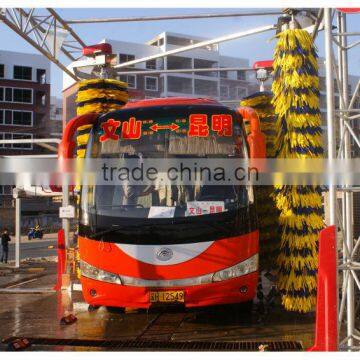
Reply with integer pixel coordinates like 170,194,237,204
212,254,258,282
80,260,122,285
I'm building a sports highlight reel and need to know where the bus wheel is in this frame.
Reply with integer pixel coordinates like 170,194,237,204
238,300,253,313
106,306,125,314
88,305,100,312
225,301,253,318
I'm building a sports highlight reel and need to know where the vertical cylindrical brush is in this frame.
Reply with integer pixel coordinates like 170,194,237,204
74,78,129,157
271,28,324,313
240,92,279,274
76,78,129,116
73,78,129,277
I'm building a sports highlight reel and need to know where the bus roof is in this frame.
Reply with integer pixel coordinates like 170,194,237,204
123,97,221,109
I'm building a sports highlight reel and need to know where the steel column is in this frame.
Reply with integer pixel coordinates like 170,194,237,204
336,11,349,350
340,12,355,350
324,8,337,225
332,8,360,351
15,197,20,268
61,181,70,249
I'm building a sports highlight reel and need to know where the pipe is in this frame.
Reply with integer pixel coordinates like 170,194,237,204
116,66,253,76
0,138,61,145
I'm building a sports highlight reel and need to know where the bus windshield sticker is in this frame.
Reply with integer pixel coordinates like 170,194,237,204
148,206,176,218
185,201,225,217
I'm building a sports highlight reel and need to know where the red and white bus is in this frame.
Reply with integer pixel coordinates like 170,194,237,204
61,97,264,310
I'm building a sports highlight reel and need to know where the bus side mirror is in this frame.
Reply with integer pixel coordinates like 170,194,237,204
59,113,98,159
51,113,98,193
237,106,266,159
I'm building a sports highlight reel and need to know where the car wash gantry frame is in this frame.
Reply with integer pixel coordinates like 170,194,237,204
0,7,359,351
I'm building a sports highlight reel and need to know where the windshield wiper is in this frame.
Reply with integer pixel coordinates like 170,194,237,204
88,223,158,239
88,225,122,239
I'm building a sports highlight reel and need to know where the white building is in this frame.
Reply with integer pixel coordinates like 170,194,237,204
49,96,63,137
50,96,62,121
0,50,50,85
63,31,260,113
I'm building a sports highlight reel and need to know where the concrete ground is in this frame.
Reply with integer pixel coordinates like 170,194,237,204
0,260,316,351
7,240,57,261
0,233,58,264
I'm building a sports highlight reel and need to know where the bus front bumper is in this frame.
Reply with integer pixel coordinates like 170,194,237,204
80,271,257,309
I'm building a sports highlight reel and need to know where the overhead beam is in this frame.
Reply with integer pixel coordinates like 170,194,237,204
66,11,282,24
312,8,324,40
46,8,86,47
102,66,254,76
0,138,61,145
36,143,58,152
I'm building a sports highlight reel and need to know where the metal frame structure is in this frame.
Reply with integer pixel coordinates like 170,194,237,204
1,7,360,351
323,8,360,351
0,8,85,80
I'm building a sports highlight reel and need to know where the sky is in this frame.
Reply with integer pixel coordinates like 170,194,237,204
1,8,359,99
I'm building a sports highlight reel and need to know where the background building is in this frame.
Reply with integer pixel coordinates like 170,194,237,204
62,31,261,122
0,50,61,232
0,50,51,156
49,96,63,138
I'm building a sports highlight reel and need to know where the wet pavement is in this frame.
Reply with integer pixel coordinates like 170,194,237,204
0,262,316,351
0,261,55,287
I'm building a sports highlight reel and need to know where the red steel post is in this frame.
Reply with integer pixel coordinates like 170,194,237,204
54,229,66,291
308,225,338,351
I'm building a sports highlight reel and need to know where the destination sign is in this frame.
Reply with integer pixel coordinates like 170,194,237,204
99,114,233,142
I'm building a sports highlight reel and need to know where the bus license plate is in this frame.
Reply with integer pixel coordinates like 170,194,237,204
150,291,185,303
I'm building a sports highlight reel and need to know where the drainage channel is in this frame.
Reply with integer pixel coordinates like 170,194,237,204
136,312,187,341
2,336,303,351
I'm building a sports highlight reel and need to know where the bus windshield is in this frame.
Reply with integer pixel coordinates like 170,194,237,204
80,105,255,243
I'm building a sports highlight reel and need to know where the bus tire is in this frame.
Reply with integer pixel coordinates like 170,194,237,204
238,300,253,313
224,301,253,316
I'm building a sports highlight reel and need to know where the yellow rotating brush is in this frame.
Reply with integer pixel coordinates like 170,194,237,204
74,78,129,157
76,78,129,116
73,78,129,279
240,92,279,273
271,28,324,313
